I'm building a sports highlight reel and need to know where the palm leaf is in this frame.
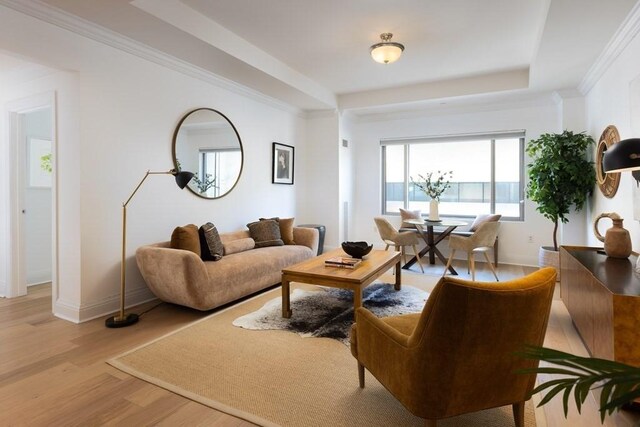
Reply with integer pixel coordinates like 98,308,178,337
518,346,640,422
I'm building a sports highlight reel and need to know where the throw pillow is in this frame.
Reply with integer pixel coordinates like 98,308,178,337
260,216,296,245
199,222,223,261
170,224,201,256
247,219,284,248
469,214,502,232
223,237,256,255
399,208,422,229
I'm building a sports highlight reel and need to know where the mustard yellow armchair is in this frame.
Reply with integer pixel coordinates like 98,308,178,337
350,267,556,426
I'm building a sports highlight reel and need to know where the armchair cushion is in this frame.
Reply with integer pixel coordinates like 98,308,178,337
399,208,421,228
469,213,502,232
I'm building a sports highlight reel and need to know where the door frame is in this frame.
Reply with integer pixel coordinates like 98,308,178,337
4,91,57,301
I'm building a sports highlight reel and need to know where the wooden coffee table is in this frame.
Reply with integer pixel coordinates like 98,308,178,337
281,248,401,318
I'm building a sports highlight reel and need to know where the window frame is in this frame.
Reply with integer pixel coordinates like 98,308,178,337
380,132,525,221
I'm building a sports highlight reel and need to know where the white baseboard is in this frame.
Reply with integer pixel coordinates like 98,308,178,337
53,286,158,323
27,270,52,286
54,298,81,323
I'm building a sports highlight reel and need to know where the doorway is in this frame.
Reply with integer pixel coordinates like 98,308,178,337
4,92,56,303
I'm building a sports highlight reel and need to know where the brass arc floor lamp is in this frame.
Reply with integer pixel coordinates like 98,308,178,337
105,168,194,328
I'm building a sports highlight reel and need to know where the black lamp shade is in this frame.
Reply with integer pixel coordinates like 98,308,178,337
603,138,640,173
174,171,194,189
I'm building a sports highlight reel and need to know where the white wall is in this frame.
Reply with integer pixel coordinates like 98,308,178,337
300,112,340,250
585,19,640,250
24,108,52,285
0,5,307,321
339,112,355,243
350,100,569,266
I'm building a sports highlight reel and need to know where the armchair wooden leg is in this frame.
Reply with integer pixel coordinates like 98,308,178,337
512,401,525,427
469,252,475,281
358,362,365,388
425,419,437,427
482,251,499,281
443,250,455,277
413,245,424,273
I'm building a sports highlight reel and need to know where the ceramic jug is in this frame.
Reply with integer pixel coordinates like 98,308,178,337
593,212,632,259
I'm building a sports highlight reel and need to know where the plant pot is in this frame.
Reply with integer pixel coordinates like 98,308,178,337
538,246,560,281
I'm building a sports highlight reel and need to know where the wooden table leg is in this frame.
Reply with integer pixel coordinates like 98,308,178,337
282,278,292,318
354,287,363,312
426,225,436,264
395,260,401,290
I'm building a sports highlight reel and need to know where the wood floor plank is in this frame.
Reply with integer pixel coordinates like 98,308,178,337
0,266,638,426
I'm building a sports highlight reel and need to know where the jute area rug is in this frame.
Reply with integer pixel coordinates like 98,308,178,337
108,283,537,427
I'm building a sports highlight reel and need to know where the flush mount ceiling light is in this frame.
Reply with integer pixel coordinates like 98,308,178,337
370,32,405,64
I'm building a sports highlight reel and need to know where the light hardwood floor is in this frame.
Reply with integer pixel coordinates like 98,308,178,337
1,262,638,426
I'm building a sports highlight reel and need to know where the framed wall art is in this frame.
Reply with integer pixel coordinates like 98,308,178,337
272,142,294,185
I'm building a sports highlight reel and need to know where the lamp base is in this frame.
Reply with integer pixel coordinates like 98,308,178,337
105,313,139,328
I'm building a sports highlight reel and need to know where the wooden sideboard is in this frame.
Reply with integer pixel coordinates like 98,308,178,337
560,246,640,366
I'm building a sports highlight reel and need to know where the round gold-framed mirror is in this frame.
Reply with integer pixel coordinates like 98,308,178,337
172,108,244,199
596,125,621,199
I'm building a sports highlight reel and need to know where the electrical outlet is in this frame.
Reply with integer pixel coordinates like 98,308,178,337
528,235,534,243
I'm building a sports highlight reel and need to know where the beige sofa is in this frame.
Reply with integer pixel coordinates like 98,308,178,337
136,227,319,310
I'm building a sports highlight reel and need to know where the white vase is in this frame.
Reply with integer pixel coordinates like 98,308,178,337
429,199,439,221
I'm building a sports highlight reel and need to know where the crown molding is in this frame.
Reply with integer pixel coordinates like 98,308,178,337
348,91,558,123
0,0,304,117
578,1,640,95
304,109,338,119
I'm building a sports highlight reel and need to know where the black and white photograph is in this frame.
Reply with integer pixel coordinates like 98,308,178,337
272,142,294,185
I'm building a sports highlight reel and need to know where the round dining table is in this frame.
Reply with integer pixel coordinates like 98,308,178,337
403,219,468,275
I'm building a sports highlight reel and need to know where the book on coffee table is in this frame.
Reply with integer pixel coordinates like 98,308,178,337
324,256,361,269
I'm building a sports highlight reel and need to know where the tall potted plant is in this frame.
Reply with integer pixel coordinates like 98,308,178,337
526,131,595,271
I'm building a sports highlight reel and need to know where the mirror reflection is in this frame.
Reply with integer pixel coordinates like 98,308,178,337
173,108,243,199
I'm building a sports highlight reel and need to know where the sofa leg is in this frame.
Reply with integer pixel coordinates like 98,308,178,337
512,401,525,427
358,362,365,388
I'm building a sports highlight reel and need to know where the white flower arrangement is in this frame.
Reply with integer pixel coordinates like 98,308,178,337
411,170,453,201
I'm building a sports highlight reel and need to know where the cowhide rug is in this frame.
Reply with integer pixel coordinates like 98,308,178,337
233,283,429,345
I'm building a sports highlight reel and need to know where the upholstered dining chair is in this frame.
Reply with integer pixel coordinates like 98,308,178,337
350,267,557,427
443,221,500,281
374,217,424,273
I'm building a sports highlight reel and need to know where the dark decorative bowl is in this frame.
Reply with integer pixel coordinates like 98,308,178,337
341,241,373,259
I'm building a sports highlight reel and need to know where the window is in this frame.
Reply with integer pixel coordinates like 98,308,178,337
198,149,242,198
381,132,524,220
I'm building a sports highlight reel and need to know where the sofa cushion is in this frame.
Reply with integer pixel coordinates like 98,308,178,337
278,218,296,245
224,237,256,255
199,222,223,261
170,224,201,256
469,214,502,232
247,219,284,248
260,217,296,245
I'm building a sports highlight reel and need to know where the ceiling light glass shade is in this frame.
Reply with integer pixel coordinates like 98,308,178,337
603,138,640,172
370,33,404,64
